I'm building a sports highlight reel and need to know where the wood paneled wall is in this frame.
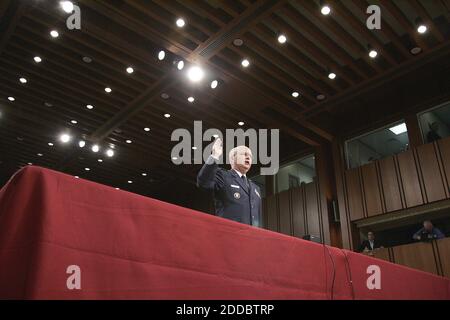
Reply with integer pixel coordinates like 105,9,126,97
367,238,450,278
262,180,325,242
343,137,450,222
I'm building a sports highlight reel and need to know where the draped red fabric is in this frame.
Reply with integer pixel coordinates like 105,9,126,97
0,166,448,299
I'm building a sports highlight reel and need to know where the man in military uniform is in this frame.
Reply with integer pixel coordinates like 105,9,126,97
197,138,262,227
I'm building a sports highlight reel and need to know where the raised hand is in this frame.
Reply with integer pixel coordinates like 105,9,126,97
211,138,223,159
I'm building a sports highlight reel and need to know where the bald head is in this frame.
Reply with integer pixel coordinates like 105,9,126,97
229,146,253,174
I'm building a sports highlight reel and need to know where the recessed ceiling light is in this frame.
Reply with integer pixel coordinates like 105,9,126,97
82,56,92,63
161,93,170,99
389,123,407,135
7,96,15,102
292,91,300,98
91,144,100,152
328,72,336,80
48,142,54,146
34,56,42,63
71,120,78,124
50,30,59,38
60,134,71,143
411,47,422,55
369,50,378,58
98,159,103,163
37,153,43,157
164,113,171,118
19,77,27,84
233,38,244,47
238,121,245,126
278,34,287,44
60,1,74,13
127,180,133,184
105,87,112,93
177,61,184,70
187,96,195,103
187,66,204,82
417,25,427,34
126,139,132,144
158,50,166,60
126,67,134,74
142,173,147,176
86,104,94,109
210,80,218,89
106,149,114,157
241,59,250,68
321,5,331,15
85,167,90,171
317,94,326,100
176,18,185,28
44,102,53,107
78,140,86,148
144,127,150,132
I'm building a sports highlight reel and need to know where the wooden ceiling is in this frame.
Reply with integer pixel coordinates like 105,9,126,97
0,0,449,195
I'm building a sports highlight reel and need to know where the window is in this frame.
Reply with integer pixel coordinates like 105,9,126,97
345,121,409,169
276,154,316,193
418,101,450,144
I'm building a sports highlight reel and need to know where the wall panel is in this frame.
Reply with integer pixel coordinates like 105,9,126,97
397,150,424,208
361,162,383,217
278,190,292,236
305,182,321,237
291,187,306,238
416,143,447,202
345,168,365,221
378,156,404,212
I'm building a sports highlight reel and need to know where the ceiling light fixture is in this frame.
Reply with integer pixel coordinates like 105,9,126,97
238,121,244,126
86,104,94,109
126,67,134,74
7,96,15,102
187,96,195,103
158,50,166,60
328,72,336,80
19,77,27,84
106,149,114,157
292,91,300,98
78,140,86,148
126,140,132,144
278,34,287,44
320,1,331,15
164,113,171,118
60,1,74,13
210,80,218,89
60,134,71,143
241,59,250,68
176,18,185,28
177,60,184,70
389,123,407,135
34,56,42,63
105,87,112,93
50,30,59,38
91,145,100,153
144,127,150,132
187,66,205,82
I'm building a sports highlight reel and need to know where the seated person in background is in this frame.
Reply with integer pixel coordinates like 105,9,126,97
427,122,441,143
358,231,383,253
413,220,445,241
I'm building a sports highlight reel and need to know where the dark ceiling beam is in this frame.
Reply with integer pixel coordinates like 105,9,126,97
0,0,28,55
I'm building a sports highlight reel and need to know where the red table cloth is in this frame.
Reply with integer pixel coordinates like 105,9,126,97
0,166,449,299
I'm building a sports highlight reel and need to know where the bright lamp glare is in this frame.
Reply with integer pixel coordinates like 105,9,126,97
321,5,331,15
91,145,100,153
106,149,114,157
389,123,407,135
78,140,86,148
211,80,218,89
60,1,74,13
417,25,427,34
187,66,204,82
60,134,71,143
177,61,184,70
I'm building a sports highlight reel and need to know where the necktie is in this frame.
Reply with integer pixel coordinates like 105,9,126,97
241,175,250,192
